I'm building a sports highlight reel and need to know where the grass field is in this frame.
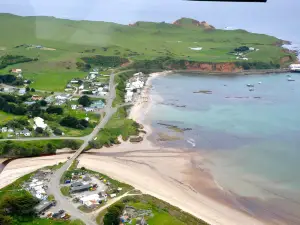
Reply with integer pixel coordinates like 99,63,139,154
25,71,86,91
0,111,22,125
0,14,296,91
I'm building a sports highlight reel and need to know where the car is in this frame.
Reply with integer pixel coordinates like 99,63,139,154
59,210,65,214
52,213,60,218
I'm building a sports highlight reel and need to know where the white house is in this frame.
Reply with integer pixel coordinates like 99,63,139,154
249,47,255,51
79,84,84,90
84,107,94,112
33,117,47,130
70,80,79,83
20,129,31,137
1,127,7,133
7,128,14,133
19,88,26,95
242,57,249,61
80,194,104,208
71,105,77,110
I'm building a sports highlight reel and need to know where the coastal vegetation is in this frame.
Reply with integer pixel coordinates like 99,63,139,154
97,195,209,225
87,107,140,149
0,140,82,157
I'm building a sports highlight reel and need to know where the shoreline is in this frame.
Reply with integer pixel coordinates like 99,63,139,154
174,68,291,75
78,70,266,225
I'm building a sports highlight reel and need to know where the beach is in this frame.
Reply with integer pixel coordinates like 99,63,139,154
0,154,71,189
77,71,265,225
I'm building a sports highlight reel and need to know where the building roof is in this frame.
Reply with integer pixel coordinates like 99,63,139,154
70,184,90,192
35,201,52,213
33,117,47,129
71,181,83,187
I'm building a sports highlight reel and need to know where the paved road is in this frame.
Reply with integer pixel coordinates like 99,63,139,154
47,72,118,225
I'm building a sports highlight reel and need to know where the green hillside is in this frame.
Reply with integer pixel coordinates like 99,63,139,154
0,13,296,88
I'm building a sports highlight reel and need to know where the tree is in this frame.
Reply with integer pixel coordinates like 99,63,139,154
60,116,79,128
30,88,35,92
39,99,47,106
35,127,43,134
0,214,13,225
25,87,30,92
53,128,63,135
0,191,39,215
103,203,124,225
79,119,89,128
46,106,63,115
27,103,42,117
78,95,92,107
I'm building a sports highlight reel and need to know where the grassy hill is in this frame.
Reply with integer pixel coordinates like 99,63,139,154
0,13,296,89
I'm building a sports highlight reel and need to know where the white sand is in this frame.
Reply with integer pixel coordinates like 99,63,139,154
0,154,71,189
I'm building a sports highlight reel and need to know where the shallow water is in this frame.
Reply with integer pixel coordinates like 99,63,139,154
148,72,300,223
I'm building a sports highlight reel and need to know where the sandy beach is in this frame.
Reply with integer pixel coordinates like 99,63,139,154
0,154,71,189
78,71,265,225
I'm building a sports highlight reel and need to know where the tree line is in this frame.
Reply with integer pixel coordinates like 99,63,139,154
0,55,38,70
0,140,82,157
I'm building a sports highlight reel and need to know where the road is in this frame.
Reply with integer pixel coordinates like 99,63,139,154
47,72,118,225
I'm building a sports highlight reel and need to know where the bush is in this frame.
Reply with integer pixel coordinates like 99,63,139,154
35,127,44,134
46,106,63,115
78,95,92,107
53,128,63,136
60,116,89,129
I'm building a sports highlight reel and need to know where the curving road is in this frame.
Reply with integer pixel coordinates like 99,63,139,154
47,72,118,225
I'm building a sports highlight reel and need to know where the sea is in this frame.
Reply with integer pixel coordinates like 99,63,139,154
147,72,300,224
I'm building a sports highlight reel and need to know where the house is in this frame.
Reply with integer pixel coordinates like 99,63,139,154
35,201,54,215
85,117,89,121
249,47,255,51
242,57,249,61
20,129,31,137
79,84,84,90
1,127,7,133
71,105,77,110
84,107,95,112
70,80,79,84
90,100,105,109
11,69,22,73
32,95,43,101
55,94,70,101
7,128,14,133
18,88,26,95
70,184,91,193
71,181,83,187
80,194,104,208
33,117,47,130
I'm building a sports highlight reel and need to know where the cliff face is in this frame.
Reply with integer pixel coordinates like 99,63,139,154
169,62,242,72
173,18,215,30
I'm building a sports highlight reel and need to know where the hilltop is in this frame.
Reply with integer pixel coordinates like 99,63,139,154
0,13,296,79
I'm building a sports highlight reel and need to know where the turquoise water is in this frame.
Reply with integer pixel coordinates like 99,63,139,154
149,73,300,222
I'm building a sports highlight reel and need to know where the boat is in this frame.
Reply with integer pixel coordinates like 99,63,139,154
249,88,254,91
287,77,295,81
289,64,300,73
246,84,254,87
258,81,262,84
